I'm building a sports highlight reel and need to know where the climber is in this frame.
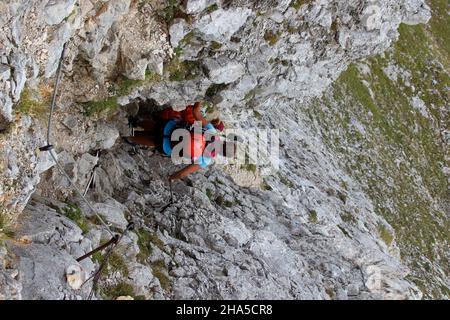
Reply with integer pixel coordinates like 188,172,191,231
124,102,229,181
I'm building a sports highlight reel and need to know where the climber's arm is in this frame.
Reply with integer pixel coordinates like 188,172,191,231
169,164,201,181
193,102,208,126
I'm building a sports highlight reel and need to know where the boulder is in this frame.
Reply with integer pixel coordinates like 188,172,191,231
194,8,252,43
185,0,217,14
204,58,245,84
66,264,85,290
93,199,129,230
44,0,78,25
169,19,191,48
0,93,13,131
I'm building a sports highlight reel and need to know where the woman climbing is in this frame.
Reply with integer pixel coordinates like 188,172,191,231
124,101,227,181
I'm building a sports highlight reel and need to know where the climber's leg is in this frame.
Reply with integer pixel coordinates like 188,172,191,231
136,119,156,131
124,134,156,147
158,107,181,121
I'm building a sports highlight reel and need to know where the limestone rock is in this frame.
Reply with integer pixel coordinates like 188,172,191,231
204,58,245,84
7,201,93,299
0,267,22,300
0,93,13,131
0,64,11,81
45,21,74,77
14,201,83,245
119,3,170,80
0,246,22,300
185,0,217,14
86,122,119,151
66,264,85,290
194,8,253,43
10,244,82,299
402,0,431,25
128,262,155,298
36,150,56,175
10,51,27,102
44,0,78,26
93,199,128,230
169,19,191,48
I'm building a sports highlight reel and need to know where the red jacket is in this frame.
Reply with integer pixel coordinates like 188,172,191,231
158,105,196,124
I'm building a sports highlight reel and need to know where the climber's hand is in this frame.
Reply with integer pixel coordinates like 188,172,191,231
193,102,208,126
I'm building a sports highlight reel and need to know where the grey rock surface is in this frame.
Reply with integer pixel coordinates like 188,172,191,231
169,19,191,48
7,199,95,299
93,199,128,231
0,245,22,300
44,0,78,26
194,8,253,43
0,0,444,300
185,0,217,14
204,58,245,84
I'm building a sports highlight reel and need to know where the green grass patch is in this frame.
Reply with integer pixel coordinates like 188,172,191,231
82,72,160,116
210,41,222,51
102,252,130,278
165,58,202,82
161,0,191,25
101,281,135,300
241,163,257,173
206,188,214,200
115,77,143,96
290,0,312,10
264,30,280,46
378,223,394,247
203,101,216,114
303,3,450,297
261,180,273,191
205,83,227,98
107,252,129,277
151,260,170,291
427,0,450,57
309,210,318,223
173,46,183,57
61,203,89,234
279,174,294,188
0,210,15,241
213,195,234,208
253,110,263,120
135,229,166,263
205,3,219,14
149,232,165,251
244,89,257,100
82,96,118,117
136,228,153,263
92,251,103,264
182,31,195,45
341,211,356,224
15,88,48,119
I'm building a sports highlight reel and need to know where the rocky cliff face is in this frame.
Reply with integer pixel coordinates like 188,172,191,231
0,0,448,300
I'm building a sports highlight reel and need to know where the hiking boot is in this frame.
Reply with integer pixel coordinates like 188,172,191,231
122,136,137,146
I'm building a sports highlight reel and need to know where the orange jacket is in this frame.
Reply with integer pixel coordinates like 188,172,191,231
158,105,196,124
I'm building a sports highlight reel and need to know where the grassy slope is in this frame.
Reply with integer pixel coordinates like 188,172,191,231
305,0,449,298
